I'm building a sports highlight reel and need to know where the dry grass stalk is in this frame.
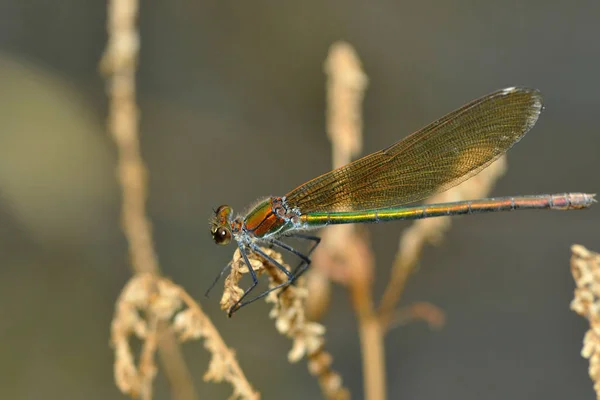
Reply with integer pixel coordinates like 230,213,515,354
221,248,350,400
312,40,387,400
112,274,260,400
101,1,258,398
570,244,600,399
305,41,368,320
100,1,196,398
378,155,507,330
317,40,508,399
324,41,367,170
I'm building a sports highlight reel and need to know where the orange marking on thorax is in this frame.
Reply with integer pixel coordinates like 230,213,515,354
243,198,286,238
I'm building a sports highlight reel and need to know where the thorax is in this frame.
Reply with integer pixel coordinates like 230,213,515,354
237,197,301,239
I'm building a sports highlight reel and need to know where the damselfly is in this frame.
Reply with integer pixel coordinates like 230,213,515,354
210,87,596,316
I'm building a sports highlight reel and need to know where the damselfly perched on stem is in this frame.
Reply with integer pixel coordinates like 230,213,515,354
209,87,596,316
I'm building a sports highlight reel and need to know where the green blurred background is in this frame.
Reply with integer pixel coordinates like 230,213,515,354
0,1,599,399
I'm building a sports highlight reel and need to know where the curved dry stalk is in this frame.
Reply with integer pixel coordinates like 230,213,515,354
377,155,508,330
100,0,197,396
112,273,260,400
570,244,600,399
221,248,349,400
100,1,259,398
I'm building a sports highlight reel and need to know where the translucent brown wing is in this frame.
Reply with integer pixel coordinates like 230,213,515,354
285,87,542,213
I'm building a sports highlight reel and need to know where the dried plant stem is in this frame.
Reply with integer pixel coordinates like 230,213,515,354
156,329,200,400
356,319,386,400
139,316,159,400
174,286,259,398
346,235,386,400
389,302,446,330
221,249,349,399
570,244,600,400
100,0,158,274
321,42,386,400
101,1,195,399
324,42,366,170
112,274,259,399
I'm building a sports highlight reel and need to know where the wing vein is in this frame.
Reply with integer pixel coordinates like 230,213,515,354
285,87,542,213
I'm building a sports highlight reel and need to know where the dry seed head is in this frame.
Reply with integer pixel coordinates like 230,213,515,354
221,246,348,398
570,244,600,399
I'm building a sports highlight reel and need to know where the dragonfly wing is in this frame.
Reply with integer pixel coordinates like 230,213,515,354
285,87,542,213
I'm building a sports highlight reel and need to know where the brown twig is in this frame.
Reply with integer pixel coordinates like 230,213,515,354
570,244,600,400
101,1,257,399
387,301,446,331
316,41,386,400
377,155,507,331
221,248,349,399
100,0,156,275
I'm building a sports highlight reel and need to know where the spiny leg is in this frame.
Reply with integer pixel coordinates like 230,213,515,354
228,244,294,316
267,238,311,273
251,244,294,281
237,236,316,305
275,234,321,298
228,236,321,315
284,233,321,278
205,262,232,298
227,244,260,317
230,279,291,314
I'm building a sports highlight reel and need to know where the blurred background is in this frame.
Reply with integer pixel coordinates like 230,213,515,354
1,1,599,399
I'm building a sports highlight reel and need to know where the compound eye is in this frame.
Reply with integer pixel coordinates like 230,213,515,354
213,226,232,245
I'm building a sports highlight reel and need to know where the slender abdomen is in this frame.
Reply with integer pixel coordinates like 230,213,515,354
301,193,596,227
